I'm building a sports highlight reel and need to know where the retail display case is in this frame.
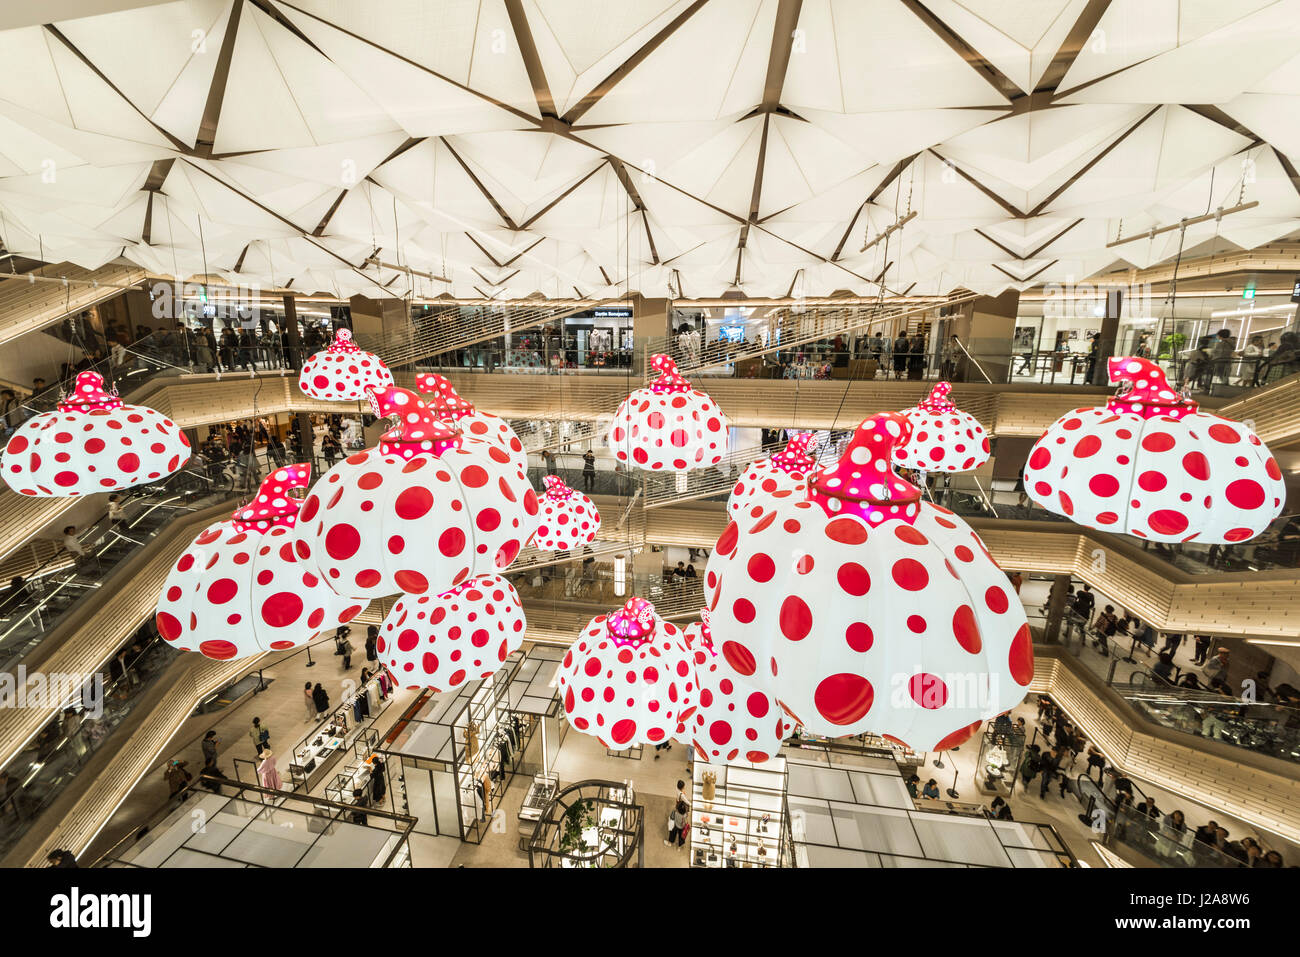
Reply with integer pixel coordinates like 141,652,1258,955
689,758,788,868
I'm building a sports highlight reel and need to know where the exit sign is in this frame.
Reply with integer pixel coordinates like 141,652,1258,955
1243,282,1256,300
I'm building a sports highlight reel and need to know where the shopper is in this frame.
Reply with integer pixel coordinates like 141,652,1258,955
582,449,596,491
1038,748,1062,799
257,749,283,790
1085,746,1106,781
1161,631,1184,656
664,798,689,848
1072,583,1095,623
46,849,79,868
201,730,221,768
303,681,316,721
1192,634,1212,666
989,797,1013,821
61,525,87,562
165,759,191,803
370,756,386,804
312,682,330,717
249,717,269,756
905,774,920,798
1202,646,1230,685
365,625,379,663
922,779,940,800
335,626,354,670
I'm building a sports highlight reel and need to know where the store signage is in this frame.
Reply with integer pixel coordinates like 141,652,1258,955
719,324,745,342
592,307,632,318
1290,276,1300,303
1242,281,1256,300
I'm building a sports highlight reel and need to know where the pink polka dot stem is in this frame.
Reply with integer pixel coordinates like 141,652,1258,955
415,372,476,419
647,354,692,394
769,432,816,473
917,381,956,414
1106,356,1197,420
231,463,313,532
606,597,658,646
324,328,361,353
809,412,922,526
541,474,576,501
58,371,124,413
367,386,461,460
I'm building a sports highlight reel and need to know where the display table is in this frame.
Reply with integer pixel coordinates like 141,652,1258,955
516,772,559,851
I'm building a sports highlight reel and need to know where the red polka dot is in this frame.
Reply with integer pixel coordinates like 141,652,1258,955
733,597,756,623
394,569,429,593
439,527,466,556
826,517,868,545
325,524,361,560
1225,479,1265,510
891,558,928,591
1181,451,1209,480
1138,471,1166,492
395,486,433,520
1073,435,1101,458
1208,424,1239,444
779,595,812,641
952,605,981,653
207,578,238,604
747,553,776,583
1009,624,1034,685
813,674,873,726
156,611,181,641
199,640,238,660
461,465,488,488
1088,473,1119,497
118,452,139,472
262,592,304,627
908,673,948,709
845,622,873,652
1148,509,1189,535
1141,432,1175,453
837,562,871,596
722,641,756,676
985,586,1009,614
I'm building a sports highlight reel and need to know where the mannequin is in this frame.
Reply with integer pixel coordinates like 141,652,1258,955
257,749,283,790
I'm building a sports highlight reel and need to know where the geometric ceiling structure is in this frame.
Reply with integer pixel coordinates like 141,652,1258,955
1,0,1298,300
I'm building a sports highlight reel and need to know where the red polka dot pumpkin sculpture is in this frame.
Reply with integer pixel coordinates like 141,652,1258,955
377,574,527,691
558,597,696,751
533,475,601,551
1023,357,1284,543
727,432,816,522
3,371,190,497
703,411,1033,750
415,373,527,474
893,381,991,473
292,386,539,600
297,328,394,402
682,608,792,763
154,464,361,661
607,354,729,471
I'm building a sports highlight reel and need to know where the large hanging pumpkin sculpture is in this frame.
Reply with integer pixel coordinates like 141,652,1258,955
3,371,190,496
682,608,792,763
1023,357,1284,543
155,464,361,660
292,386,539,600
298,328,394,401
557,598,696,751
893,381,991,473
532,475,601,551
703,412,1032,750
607,354,729,471
377,574,527,691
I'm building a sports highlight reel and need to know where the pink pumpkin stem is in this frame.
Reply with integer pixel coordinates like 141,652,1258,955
607,597,658,645
325,328,361,353
367,385,460,459
542,474,575,500
770,432,816,473
231,462,313,531
648,354,692,394
808,411,922,526
918,381,956,413
1106,356,1198,419
58,371,124,413
415,372,476,418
